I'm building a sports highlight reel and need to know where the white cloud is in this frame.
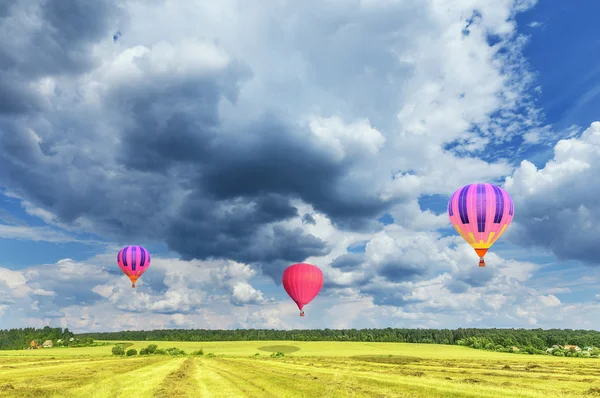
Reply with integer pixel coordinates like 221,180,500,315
9,0,600,332
505,122,600,264
30,289,56,297
231,282,265,306
539,294,561,307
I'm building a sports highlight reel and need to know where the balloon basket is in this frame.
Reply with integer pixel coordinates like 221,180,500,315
478,258,485,267
300,311,305,317
132,283,136,288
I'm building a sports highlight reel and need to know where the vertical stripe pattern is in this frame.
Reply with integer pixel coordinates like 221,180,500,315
447,183,514,249
492,185,504,223
117,245,151,282
476,184,487,233
458,184,471,224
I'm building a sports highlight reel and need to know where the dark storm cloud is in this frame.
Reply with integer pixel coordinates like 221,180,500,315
301,213,316,225
26,0,123,75
378,259,428,282
0,1,15,17
0,0,124,116
0,0,397,281
167,195,329,264
444,280,470,294
330,253,364,270
508,204,600,266
362,283,421,307
443,264,496,294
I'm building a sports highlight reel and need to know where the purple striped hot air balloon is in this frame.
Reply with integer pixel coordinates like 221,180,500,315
117,245,151,288
447,183,514,267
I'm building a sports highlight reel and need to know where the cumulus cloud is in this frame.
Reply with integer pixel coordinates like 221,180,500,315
0,0,544,271
505,122,600,265
4,0,598,332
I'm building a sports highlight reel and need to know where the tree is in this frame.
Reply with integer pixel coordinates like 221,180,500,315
126,349,137,356
112,346,125,356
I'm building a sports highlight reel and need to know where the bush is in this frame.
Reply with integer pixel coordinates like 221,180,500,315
154,349,166,355
126,349,137,356
191,349,204,356
206,353,215,358
112,346,125,356
270,352,285,358
553,350,565,357
146,344,158,354
165,347,186,356
139,348,148,356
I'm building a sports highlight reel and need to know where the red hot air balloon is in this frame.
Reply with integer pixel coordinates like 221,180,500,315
117,245,151,288
282,263,323,317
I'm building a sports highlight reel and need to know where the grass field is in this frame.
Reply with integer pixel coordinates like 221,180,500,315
1,341,600,397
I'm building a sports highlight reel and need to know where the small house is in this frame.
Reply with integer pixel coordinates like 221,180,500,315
545,347,554,353
30,340,36,349
563,345,581,352
511,346,520,352
42,340,53,348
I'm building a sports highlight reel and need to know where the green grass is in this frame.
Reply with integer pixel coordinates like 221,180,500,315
1,341,600,397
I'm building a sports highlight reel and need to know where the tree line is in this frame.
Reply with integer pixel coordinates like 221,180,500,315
3,327,600,351
0,327,75,350
77,328,600,349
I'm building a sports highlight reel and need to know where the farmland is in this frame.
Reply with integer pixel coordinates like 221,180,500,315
1,341,600,397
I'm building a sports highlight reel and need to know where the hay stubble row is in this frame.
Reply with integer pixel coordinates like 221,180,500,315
1,341,600,397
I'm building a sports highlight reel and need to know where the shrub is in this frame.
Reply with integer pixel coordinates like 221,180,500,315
191,349,204,356
206,353,215,358
146,344,158,354
553,350,565,357
270,352,285,358
126,349,137,356
112,346,125,356
154,349,166,355
139,348,148,356
165,347,186,356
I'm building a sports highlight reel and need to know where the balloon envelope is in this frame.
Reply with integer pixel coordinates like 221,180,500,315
282,263,323,314
447,183,514,266
117,245,151,288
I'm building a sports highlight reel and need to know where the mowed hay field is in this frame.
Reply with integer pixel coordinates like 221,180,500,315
1,341,600,397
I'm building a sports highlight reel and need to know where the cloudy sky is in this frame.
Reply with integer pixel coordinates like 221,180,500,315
1,0,600,332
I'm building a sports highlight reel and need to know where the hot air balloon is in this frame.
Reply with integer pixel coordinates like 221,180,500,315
282,263,323,316
447,183,514,267
117,245,151,288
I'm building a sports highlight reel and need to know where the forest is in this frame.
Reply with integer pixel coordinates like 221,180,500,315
0,327,76,350
3,327,600,352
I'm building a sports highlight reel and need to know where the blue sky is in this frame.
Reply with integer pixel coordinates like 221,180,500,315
1,0,600,332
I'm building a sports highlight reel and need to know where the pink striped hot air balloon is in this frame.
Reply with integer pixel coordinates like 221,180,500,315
117,245,151,288
448,183,514,267
282,263,324,317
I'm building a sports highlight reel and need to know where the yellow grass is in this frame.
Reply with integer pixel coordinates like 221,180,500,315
1,341,600,397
